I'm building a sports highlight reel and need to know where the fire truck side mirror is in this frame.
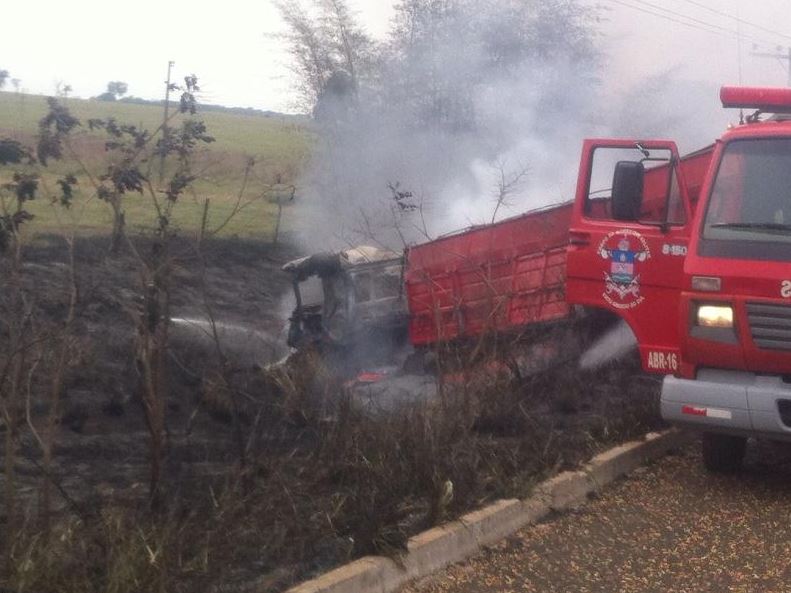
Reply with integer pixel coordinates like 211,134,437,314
611,161,644,222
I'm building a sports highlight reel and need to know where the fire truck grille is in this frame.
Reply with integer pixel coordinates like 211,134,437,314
746,303,791,351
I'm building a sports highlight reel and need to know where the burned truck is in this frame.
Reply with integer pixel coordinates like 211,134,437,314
282,246,409,368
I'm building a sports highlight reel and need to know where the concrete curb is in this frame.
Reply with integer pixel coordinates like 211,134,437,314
285,429,692,593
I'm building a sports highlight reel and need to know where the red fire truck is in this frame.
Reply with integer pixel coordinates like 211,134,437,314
657,88,791,471
287,86,791,472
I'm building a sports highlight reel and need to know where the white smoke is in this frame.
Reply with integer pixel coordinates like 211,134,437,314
287,0,735,255
288,1,601,251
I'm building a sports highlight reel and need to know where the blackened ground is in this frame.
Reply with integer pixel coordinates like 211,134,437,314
3,233,298,514
1,234,665,593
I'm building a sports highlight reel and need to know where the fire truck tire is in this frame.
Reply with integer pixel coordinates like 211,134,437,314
702,432,746,473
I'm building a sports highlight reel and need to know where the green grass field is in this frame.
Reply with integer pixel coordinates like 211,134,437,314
0,92,312,239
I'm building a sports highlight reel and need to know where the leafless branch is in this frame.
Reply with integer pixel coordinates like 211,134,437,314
491,158,529,224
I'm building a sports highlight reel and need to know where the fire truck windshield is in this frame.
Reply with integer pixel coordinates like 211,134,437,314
704,138,791,247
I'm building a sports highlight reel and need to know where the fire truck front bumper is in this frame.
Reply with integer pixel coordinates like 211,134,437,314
661,369,791,440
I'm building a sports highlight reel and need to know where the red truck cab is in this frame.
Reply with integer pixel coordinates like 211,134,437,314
567,87,791,471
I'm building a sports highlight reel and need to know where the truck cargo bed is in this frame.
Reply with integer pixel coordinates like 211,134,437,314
405,203,573,346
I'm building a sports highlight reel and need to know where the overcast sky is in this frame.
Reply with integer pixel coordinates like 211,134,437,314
2,0,791,112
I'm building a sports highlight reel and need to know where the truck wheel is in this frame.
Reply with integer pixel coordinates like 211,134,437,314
702,433,746,473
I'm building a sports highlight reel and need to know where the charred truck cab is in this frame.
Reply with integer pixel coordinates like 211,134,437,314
567,87,791,472
283,246,408,367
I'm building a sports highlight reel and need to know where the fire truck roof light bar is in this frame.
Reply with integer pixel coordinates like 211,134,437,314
721,86,791,113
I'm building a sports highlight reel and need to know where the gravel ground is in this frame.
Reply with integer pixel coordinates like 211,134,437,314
403,438,791,593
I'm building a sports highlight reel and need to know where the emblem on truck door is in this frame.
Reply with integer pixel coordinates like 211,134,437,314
598,229,651,310
782,280,791,298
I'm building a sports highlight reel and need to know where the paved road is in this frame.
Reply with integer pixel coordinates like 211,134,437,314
403,439,791,593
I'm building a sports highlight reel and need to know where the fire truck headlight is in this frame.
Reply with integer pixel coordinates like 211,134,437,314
696,305,734,328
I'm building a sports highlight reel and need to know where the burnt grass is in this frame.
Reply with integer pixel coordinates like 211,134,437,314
0,234,665,593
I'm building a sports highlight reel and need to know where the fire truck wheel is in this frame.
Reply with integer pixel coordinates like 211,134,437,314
702,432,746,473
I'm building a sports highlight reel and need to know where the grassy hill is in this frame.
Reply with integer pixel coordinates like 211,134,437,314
0,92,312,238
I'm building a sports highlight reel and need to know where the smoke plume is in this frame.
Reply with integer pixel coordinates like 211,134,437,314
280,1,733,254
282,0,598,250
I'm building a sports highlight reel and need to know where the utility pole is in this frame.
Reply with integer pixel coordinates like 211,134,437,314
159,60,175,184
752,47,791,87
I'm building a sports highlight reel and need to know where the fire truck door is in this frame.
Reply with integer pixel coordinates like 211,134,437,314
566,139,694,374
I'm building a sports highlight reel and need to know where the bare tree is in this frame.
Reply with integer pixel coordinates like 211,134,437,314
317,0,372,92
491,159,529,224
273,1,335,110
274,0,373,112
